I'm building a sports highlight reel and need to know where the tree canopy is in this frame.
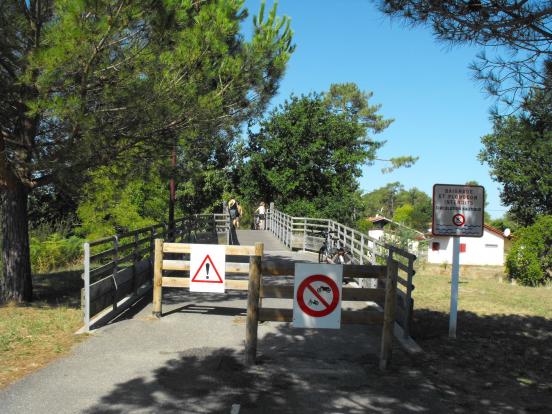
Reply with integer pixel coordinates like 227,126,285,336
237,83,416,225
0,0,294,302
361,183,432,231
377,0,552,111
479,90,552,225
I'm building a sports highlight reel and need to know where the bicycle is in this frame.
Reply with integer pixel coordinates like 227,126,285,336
314,230,355,265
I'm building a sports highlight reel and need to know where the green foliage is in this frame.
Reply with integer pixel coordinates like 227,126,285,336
489,213,520,234
28,220,82,273
506,215,552,286
380,156,419,174
1,0,294,300
380,225,426,258
30,234,82,274
464,180,491,223
362,183,431,232
239,83,393,225
479,90,552,226
77,166,169,240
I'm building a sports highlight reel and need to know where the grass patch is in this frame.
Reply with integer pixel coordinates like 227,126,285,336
0,269,84,389
414,263,552,318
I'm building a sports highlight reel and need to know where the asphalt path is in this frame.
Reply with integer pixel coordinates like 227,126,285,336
0,231,449,413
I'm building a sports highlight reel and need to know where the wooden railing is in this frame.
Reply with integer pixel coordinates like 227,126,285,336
81,213,229,331
266,206,416,339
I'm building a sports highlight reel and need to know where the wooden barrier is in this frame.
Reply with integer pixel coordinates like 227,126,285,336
152,240,264,318
151,239,398,370
246,260,399,371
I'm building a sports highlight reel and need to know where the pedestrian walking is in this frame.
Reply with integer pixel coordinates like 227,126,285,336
255,202,266,230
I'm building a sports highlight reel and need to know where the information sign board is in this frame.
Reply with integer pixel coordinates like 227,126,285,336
432,184,485,237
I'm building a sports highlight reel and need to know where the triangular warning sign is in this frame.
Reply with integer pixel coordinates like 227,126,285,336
191,255,223,283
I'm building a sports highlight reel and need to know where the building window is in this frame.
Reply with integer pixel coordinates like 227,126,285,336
485,244,498,248
460,243,466,253
432,242,440,251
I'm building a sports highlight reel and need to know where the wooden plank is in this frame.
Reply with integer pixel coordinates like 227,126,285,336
162,260,250,274
162,277,189,288
260,285,385,302
260,285,294,299
260,261,386,278
343,287,385,302
259,308,384,325
262,260,294,275
163,243,191,253
163,243,257,256
343,265,386,279
161,277,248,290
227,245,258,256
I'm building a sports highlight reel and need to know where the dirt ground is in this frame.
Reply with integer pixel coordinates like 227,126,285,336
388,308,552,413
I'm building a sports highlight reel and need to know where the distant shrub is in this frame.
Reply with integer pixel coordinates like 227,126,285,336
29,219,83,273
506,215,552,286
30,234,83,274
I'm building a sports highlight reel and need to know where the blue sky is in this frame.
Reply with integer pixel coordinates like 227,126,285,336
244,0,507,219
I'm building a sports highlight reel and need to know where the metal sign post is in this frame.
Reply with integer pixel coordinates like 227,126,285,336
432,184,485,338
449,237,460,338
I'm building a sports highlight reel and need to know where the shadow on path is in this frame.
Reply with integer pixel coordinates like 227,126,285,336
83,309,552,413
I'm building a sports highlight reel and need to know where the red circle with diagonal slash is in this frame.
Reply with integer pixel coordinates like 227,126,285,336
453,213,465,227
297,274,340,317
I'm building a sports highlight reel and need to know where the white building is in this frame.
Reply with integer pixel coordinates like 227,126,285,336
427,224,506,266
367,215,425,257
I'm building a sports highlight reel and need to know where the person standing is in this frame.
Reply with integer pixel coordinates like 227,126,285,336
227,198,240,245
236,201,243,229
255,202,266,230
228,199,240,228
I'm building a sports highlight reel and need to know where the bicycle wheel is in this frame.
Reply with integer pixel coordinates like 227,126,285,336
342,252,355,264
318,247,327,263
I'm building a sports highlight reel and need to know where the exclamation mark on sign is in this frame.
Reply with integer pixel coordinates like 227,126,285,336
205,263,210,279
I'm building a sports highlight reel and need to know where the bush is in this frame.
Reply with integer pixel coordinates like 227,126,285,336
506,215,552,286
30,234,83,274
29,219,83,273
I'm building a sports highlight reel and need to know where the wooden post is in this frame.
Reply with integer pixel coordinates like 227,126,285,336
245,242,264,365
152,239,164,318
379,258,398,371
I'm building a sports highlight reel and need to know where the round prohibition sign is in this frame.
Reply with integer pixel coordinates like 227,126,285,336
453,213,465,227
297,274,340,317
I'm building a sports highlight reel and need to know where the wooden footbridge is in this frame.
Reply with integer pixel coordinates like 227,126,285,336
81,206,417,368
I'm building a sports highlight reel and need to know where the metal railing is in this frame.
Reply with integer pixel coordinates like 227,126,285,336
81,213,229,331
266,206,416,338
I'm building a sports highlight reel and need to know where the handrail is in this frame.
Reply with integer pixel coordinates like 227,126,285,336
82,212,230,331
266,205,416,338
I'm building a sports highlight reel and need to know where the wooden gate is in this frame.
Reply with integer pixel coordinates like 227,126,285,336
246,259,399,370
152,239,399,370
152,239,263,317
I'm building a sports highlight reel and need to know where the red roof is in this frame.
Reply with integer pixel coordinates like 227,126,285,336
368,215,391,223
484,223,505,238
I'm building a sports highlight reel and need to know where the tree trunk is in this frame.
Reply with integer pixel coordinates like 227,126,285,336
0,181,32,303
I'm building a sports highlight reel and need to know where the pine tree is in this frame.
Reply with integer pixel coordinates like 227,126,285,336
0,0,294,302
